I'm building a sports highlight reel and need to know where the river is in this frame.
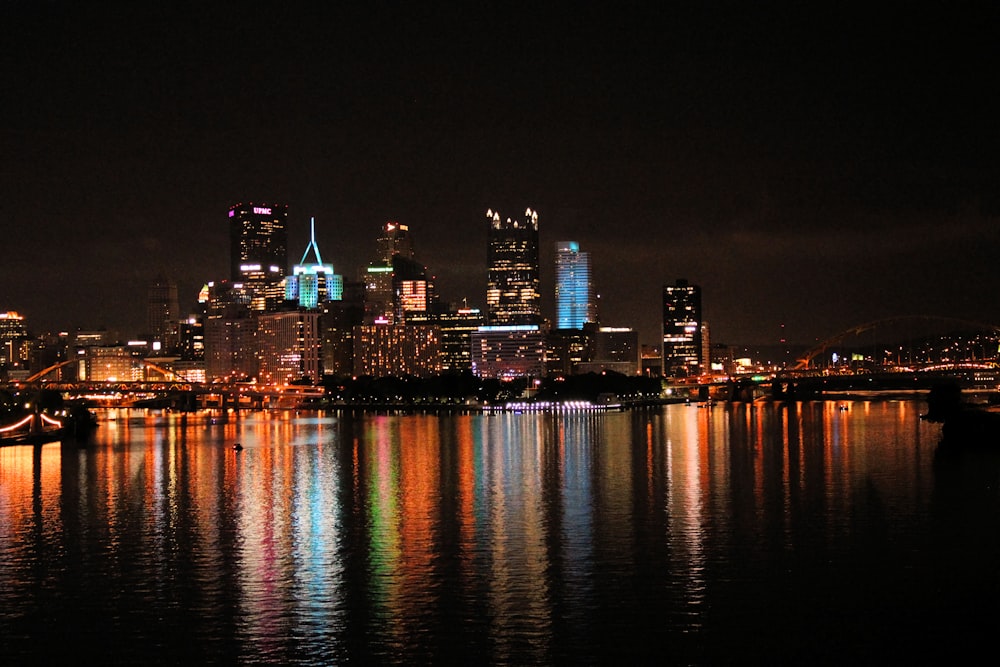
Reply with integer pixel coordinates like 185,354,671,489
1,400,998,665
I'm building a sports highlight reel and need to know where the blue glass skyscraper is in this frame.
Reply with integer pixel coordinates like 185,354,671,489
555,241,594,330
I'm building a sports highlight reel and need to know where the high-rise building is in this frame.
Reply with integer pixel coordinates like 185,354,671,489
228,202,288,309
662,279,703,378
257,310,322,384
486,208,540,326
285,217,343,309
0,311,29,370
555,241,594,330
362,221,434,324
377,221,414,261
146,278,180,348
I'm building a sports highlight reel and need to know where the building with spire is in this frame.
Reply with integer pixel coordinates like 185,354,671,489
285,217,343,309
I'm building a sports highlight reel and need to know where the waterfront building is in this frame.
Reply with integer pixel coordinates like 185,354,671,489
408,306,486,373
545,327,593,376
177,315,205,361
285,217,343,309
486,208,541,326
204,312,257,382
662,279,703,378
257,310,322,384
85,346,140,382
555,241,595,330
145,278,180,349
352,323,441,378
228,202,288,310
471,324,546,378
575,326,640,375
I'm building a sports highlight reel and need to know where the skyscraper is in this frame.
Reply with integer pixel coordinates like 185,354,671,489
662,279,703,378
146,277,179,346
555,241,594,330
486,208,540,326
228,201,288,284
285,217,343,309
362,221,434,324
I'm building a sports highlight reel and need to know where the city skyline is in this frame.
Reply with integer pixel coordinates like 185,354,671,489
4,5,999,347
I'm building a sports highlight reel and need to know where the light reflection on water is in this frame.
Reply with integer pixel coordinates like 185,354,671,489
1,401,999,664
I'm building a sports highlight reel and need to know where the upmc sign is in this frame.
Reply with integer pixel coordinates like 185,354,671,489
253,206,272,215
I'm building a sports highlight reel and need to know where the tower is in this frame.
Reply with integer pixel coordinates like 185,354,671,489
662,279,702,378
146,278,179,346
376,221,414,261
228,201,288,287
363,221,434,324
486,208,540,326
555,241,594,330
285,217,343,309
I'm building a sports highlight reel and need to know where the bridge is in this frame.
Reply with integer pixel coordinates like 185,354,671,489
6,359,324,410
789,315,1000,372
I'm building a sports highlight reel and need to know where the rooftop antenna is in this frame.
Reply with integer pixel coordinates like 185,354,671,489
300,217,323,265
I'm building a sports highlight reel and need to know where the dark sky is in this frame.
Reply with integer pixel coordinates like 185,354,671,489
3,3,998,346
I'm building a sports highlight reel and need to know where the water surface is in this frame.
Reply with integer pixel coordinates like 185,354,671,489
1,401,998,664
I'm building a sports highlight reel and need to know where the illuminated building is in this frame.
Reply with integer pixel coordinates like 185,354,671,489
470,325,546,378
408,306,486,373
363,221,435,323
285,217,343,309
353,323,441,377
545,327,592,375
85,346,141,382
178,315,205,361
377,221,414,261
555,241,594,330
204,312,257,382
321,280,365,376
146,278,180,349
576,327,640,375
0,311,28,369
257,310,322,384
228,202,288,310
486,208,540,326
662,279,703,378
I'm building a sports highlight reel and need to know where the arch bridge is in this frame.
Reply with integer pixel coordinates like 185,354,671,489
790,315,1000,373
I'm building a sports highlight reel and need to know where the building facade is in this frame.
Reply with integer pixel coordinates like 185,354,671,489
486,208,540,326
362,221,434,324
555,241,595,330
256,310,322,384
146,278,180,348
228,202,288,310
661,279,703,378
470,325,546,378
352,323,441,378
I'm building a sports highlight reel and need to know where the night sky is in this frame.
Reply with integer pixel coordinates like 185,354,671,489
3,3,998,347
